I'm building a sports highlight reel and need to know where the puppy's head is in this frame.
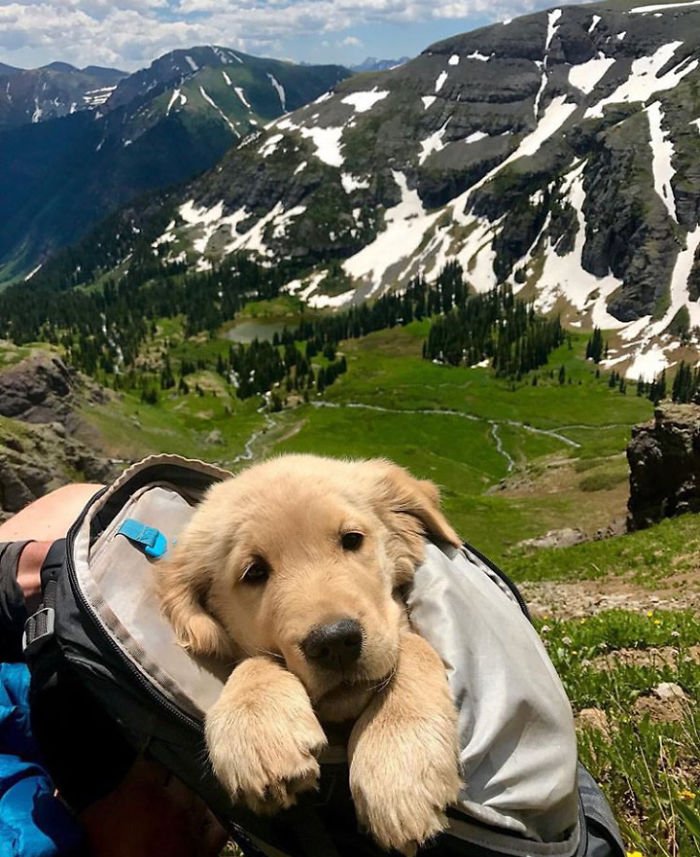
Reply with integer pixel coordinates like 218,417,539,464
157,455,459,722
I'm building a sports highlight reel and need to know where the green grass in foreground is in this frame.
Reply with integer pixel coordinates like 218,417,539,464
539,610,700,856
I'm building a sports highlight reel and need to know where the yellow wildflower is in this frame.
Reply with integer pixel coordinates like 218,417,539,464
646,610,653,618
626,851,644,857
679,788,696,801
654,619,661,625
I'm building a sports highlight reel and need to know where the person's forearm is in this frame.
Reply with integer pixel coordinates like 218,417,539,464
16,541,51,613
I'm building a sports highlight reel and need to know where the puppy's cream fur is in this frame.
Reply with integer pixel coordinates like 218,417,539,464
157,454,462,854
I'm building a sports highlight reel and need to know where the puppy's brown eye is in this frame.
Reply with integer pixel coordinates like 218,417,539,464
242,560,269,584
341,531,364,551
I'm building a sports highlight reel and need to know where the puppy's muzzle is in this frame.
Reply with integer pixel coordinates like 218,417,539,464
301,619,363,670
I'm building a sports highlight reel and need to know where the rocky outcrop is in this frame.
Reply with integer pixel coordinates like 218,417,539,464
0,353,107,428
0,418,115,518
627,404,700,530
0,353,117,518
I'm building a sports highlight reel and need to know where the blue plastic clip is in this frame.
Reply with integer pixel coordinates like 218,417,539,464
117,518,168,559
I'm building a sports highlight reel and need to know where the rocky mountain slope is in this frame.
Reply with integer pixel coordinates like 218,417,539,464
132,0,700,379
0,62,126,129
0,47,350,283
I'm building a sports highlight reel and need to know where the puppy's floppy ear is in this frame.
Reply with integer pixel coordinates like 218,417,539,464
365,459,461,584
155,545,233,660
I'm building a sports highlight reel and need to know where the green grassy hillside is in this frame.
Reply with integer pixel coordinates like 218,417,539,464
83,317,651,560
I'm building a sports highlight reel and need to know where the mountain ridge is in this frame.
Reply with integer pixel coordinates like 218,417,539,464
0,62,127,128
126,0,700,378
0,47,351,282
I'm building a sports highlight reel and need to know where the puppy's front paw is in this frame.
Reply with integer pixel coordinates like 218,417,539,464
349,710,461,855
206,660,327,814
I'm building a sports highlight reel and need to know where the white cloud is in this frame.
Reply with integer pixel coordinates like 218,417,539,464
340,35,362,46
0,0,584,70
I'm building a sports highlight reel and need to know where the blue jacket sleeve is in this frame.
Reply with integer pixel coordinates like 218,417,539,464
0,663,83,857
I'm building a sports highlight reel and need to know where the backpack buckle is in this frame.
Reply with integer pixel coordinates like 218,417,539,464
22,606,56,656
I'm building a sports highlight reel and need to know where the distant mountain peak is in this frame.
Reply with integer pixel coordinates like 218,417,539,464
41,61,79,73
351,56,411,72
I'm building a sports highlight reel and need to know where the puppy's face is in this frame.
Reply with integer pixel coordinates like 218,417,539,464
158,455,460,722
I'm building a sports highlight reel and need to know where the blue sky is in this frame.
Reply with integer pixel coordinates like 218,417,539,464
0,1,577,72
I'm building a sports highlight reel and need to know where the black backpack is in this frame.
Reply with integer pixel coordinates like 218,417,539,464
24,455,625,857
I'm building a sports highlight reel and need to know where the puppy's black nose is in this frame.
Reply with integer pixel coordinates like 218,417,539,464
301,619,363,670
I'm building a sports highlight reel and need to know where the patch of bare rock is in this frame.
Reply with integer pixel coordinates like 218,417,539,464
521,577,700,619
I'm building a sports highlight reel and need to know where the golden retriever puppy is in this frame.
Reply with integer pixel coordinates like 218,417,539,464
156,454,462,854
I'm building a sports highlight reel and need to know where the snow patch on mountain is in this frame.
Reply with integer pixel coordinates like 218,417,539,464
534,162,626,328
605,230,700,378
341,173,370,193
152,221,176,248
630,0,700,13
624,345,670,380
180,200,224,226
419,119,450,164
166,88,186,115
83,86,116,107
455,95,577,218
340,89,389,113
568,54,615,94
343,171,441,290
277,117,344,167
307,288,356,309
646,100,677,221
657,229,700,331
585,42,698,118
234,86,251,109
267,74,286,112
259,133,284,158
271,205,307,239
199,86,239,136
534,9,562,119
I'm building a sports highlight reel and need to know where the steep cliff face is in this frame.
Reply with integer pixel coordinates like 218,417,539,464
627,403,700,530
135,0,700,370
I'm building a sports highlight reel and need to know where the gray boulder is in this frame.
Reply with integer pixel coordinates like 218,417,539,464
627,404,700,530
